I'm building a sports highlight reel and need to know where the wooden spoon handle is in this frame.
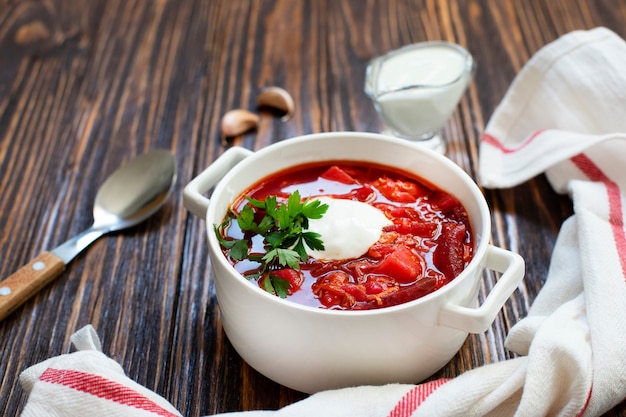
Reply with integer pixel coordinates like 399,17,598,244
0,252,66,321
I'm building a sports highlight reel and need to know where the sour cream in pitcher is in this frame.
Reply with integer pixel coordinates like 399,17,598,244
365,42,473,151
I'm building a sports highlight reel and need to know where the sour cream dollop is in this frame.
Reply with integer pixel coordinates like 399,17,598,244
306,197,392,260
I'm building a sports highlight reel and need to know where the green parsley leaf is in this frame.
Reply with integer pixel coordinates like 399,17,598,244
265,231,286,248
213,225,249,261
245,196,266,209
237,205,257,231
302,231,325,251
255,215,274,234
287,191,302,217
264,196,278,217
292,239,308,261
263,248,300,269
276,203,290,230
213,224,237,248
270,274,291,298
259,273,291,298
261,273,276,293
229,239,250,260
302,198,328,219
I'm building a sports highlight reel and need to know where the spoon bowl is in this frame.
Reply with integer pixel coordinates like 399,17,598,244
0,149,177,321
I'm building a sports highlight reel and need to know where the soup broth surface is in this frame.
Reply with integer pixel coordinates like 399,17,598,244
216,161,473,310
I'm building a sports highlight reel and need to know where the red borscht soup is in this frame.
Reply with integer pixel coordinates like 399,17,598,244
215,161,473,310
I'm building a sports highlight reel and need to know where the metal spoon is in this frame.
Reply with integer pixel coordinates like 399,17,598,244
0,149,177,321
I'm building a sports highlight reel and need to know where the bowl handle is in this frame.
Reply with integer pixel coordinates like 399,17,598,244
183,146,253,219
438,245,525,334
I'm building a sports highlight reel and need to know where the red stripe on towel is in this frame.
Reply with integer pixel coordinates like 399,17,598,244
482,130,545,154
575,386,593,417
571,153,626,280
39,368,179,417
387,379,450,417
571,153,626,416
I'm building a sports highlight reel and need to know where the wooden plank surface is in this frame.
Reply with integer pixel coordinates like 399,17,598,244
0,0,624,415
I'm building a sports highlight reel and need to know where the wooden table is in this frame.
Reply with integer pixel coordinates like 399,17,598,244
1,0,624,415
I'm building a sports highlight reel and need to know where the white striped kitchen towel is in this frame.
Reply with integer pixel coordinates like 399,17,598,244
19,325,182,417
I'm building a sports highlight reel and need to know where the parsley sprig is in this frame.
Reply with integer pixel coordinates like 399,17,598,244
214,190,328,297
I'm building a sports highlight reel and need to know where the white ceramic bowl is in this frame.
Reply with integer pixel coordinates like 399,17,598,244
183,132,524,394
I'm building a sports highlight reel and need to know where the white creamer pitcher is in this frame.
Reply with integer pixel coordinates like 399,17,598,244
365,41,475,154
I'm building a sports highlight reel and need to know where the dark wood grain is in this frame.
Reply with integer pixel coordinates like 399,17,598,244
0,0,624,415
